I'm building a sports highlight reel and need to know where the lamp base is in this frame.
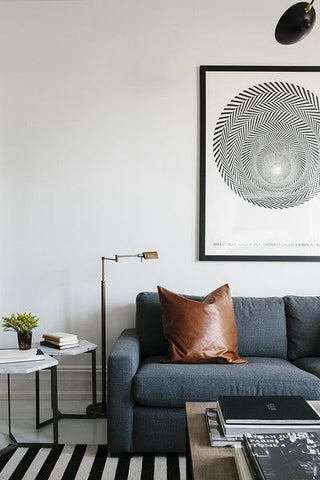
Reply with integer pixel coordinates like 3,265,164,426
86,402,107,419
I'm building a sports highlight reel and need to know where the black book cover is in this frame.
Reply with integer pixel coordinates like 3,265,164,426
244,431,320,480
218,396,320,424
40,341,79,350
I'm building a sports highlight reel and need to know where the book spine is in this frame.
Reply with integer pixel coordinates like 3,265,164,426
42,339,78,346
240,445,260,480
40,341,79,349
42,337,78,344
243,438,266,480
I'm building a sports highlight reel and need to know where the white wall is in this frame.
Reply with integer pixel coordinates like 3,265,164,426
1,0,320,370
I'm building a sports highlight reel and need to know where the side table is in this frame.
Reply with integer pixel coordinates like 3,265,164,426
0,355,59,456
35,339,98,429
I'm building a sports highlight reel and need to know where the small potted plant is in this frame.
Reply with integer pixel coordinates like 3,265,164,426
2,312,39,350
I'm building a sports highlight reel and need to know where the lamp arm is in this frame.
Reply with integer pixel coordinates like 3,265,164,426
103,251,158,265
115,254,142,261
306,0,315,12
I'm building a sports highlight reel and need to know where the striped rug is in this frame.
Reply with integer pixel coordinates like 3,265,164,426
0,445,186,480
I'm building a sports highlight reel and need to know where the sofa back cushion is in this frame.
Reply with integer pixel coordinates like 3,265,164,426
136,292,288,359
136,292,202,358
284,296,320,360
234,297,287,358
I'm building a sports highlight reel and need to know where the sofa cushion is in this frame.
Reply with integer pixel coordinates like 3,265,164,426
136,292,202,358
234,297,287,358
293,358,320,378
157,284,246,364
284,296,320,360
133,356,320,407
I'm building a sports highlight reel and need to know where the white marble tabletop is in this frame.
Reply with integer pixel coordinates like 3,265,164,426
35,339,97,356
0,355,58,374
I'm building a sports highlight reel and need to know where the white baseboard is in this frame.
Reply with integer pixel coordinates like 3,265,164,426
0,366,104,400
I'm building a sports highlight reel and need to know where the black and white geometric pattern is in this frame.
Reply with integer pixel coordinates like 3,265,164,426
213,82,320,209
0,445,186,480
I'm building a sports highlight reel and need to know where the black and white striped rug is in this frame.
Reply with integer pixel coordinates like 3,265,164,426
0,445,186,480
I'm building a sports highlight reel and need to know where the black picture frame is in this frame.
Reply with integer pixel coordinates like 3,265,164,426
199,65,320,262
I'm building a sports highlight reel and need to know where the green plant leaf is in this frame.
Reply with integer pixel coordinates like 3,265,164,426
1,312,39,333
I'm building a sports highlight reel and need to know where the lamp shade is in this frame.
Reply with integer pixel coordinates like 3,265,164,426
142,251,158,260
275,2,316,45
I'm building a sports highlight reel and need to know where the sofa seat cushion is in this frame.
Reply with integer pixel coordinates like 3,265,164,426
293,357,320,378
133,356,320,407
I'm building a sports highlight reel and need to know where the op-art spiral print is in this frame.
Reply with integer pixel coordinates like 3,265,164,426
212,81,320,209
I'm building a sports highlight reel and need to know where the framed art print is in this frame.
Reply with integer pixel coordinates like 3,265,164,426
199,65,320,261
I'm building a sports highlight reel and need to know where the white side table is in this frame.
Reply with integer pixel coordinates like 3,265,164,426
35,339,98,427
0,355,59,455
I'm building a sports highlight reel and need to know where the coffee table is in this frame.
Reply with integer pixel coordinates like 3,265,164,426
185,400,320,480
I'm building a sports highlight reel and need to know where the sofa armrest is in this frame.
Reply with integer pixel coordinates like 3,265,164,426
107,328,141,453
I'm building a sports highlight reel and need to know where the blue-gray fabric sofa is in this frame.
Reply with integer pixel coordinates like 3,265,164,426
107,293,320,453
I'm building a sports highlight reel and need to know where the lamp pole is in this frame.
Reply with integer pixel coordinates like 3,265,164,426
100,255,108,413
86,251,158,418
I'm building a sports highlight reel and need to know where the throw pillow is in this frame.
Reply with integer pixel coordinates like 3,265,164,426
157,284,247,364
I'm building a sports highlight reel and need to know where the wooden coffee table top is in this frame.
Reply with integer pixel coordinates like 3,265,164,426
185,400,320,480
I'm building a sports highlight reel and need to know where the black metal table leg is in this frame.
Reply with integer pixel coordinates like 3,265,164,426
37,350,99,427
36,370,40,428
51,365,58,444
7,374,17,445
0,364,59,456
92,349,97,405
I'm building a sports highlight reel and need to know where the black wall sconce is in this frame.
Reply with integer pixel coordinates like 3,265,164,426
275,1,316,44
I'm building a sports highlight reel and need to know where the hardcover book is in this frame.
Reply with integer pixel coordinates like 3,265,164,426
218,396,320,424
40,341,79,350
244,431,320,480
43,339,77,346
217,405,320,437
42,332,78,343
234,446,256,480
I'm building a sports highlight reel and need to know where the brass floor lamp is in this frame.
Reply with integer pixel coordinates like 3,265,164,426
86,251,158,418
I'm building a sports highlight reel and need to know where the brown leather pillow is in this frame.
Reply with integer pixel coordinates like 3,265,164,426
157,284,247,364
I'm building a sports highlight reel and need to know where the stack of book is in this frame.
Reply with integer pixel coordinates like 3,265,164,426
40,332,79,350
205,396,320,479
206,407,242,446
0,348,45,364
206,395,320,447
235,431,320,480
